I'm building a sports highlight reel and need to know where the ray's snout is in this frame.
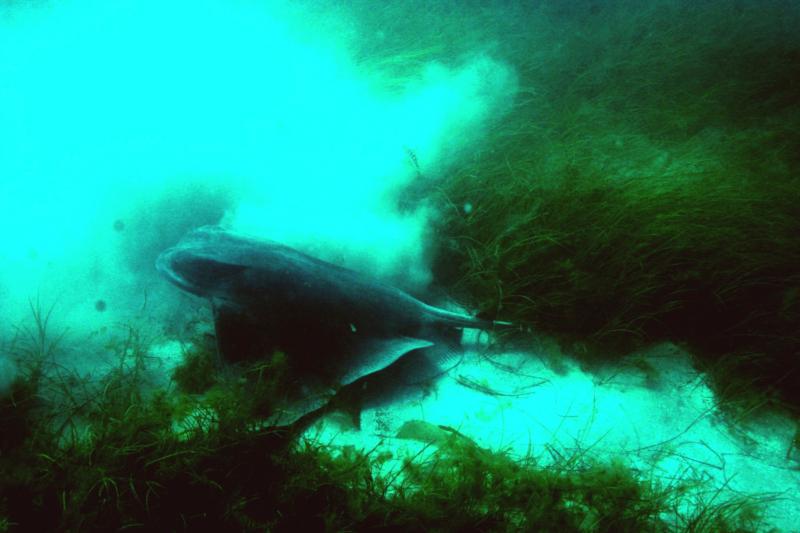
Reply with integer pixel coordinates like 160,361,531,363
155,247,175,278
156,247,207,296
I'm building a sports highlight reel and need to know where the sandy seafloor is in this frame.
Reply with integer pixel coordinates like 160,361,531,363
140,324,800,531
281,331,800,532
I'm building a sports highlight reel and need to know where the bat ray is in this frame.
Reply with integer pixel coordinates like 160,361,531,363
156,225,510,427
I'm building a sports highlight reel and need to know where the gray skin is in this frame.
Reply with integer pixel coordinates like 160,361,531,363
157,226,494,334
156,225,507,427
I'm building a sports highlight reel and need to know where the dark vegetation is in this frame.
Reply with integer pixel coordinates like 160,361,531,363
368,0,800,413
0,324,764,532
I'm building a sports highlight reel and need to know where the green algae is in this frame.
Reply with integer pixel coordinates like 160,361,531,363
431,0,800,413
0,319,768,532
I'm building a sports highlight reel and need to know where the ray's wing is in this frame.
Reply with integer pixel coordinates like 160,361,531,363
338,337,435,386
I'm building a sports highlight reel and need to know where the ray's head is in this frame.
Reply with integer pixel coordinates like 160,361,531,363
156,247,216,297
156,225,252,300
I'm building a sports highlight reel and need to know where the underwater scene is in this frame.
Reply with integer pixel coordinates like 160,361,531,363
1,0,799,531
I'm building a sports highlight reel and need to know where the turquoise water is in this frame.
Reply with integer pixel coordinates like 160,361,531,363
0,0,516,335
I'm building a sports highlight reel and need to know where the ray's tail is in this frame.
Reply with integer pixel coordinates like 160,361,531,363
423,303,520,332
